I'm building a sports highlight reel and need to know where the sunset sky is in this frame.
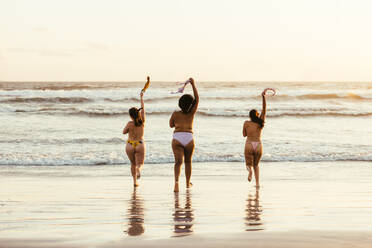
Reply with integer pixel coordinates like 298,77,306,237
1,0,372,81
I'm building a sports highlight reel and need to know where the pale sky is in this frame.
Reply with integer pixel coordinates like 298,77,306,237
1,0,372,81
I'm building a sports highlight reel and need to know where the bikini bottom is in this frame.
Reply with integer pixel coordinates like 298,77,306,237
173,132,193,147
127,140,143,148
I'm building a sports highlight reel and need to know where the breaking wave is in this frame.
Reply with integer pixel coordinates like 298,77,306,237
0,97,92,104
2,106,371,118
0,153,371,166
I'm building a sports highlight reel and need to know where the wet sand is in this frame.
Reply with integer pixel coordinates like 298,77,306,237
2,231,372,248
1,162,372,247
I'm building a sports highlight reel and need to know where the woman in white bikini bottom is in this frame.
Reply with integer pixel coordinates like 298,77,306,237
172,132,195,191
244,140,262,183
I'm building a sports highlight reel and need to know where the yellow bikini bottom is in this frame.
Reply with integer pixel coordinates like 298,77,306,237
127,140,143,148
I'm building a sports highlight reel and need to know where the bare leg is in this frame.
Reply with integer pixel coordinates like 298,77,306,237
184,140,195,188
126,143,138,187
172,139,184,192
134,143,145,179
248,166,253,182
253,166,259,187
244,142,254,182
253,144,263,187
131,165,138,187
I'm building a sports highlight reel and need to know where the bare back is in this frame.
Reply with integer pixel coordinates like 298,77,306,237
243,93,266,142
243,121,263,142
169,111,195,133
123,121,144,141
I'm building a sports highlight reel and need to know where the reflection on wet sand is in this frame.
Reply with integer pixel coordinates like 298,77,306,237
125,188,145,236
173,190,194,237
245,188,263,231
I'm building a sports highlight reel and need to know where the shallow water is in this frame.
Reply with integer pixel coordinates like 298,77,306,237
1,162,372,242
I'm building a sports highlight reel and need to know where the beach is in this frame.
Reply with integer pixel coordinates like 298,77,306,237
1,81,372,247
1,161,372,247
3,0,372,246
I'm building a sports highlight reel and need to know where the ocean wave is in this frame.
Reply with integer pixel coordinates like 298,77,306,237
0,82,132,91
100,92,371,102
38,107,77,112
69,110,372,118
0,155,371,166
0,81,178,91
197,111,372,118
1,92,371,108
0,97,92,104
0,137,124,145
103,96,176,103
207,93,370,101
72,110,172,117
3,107,371,118
296,93,367,100
88,93,372,103
0,95,177,105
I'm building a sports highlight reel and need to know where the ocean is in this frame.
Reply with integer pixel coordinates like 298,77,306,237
1,81,372,243
0,81,371,166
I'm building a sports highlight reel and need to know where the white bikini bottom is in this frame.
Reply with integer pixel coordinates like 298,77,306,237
249,141,261,152
173,132,194,147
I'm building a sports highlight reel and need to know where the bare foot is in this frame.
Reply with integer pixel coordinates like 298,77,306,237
186,182,193,188
134,183,139,187
174,182,179,192
248,167,253,182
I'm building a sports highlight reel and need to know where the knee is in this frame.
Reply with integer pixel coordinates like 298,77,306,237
245,160,253,166
174,160,183,167
184,159,192,163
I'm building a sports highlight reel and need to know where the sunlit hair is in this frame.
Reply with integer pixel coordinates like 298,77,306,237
178,94,195,114
129,107,143,126
249,109,264,128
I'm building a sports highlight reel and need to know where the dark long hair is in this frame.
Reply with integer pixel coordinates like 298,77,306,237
249,109,264,128
129,107,143,126
179,94,195,114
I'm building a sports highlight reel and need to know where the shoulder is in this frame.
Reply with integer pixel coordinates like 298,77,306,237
172,111,182,116
245,121,257,128
126,121,134,126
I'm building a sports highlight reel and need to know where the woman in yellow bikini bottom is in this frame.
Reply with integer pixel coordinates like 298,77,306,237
123,88,146,187
127,140,143,148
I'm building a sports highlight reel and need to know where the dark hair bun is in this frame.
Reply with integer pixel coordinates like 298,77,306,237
179,94,194,114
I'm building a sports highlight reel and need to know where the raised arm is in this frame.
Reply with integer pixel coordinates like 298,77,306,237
140,92,145,123
189,78,199,114
259,92,267,121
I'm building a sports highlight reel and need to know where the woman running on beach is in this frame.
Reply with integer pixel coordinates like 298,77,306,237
169,78,199,192
243,90,267,187
123,91,146,187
